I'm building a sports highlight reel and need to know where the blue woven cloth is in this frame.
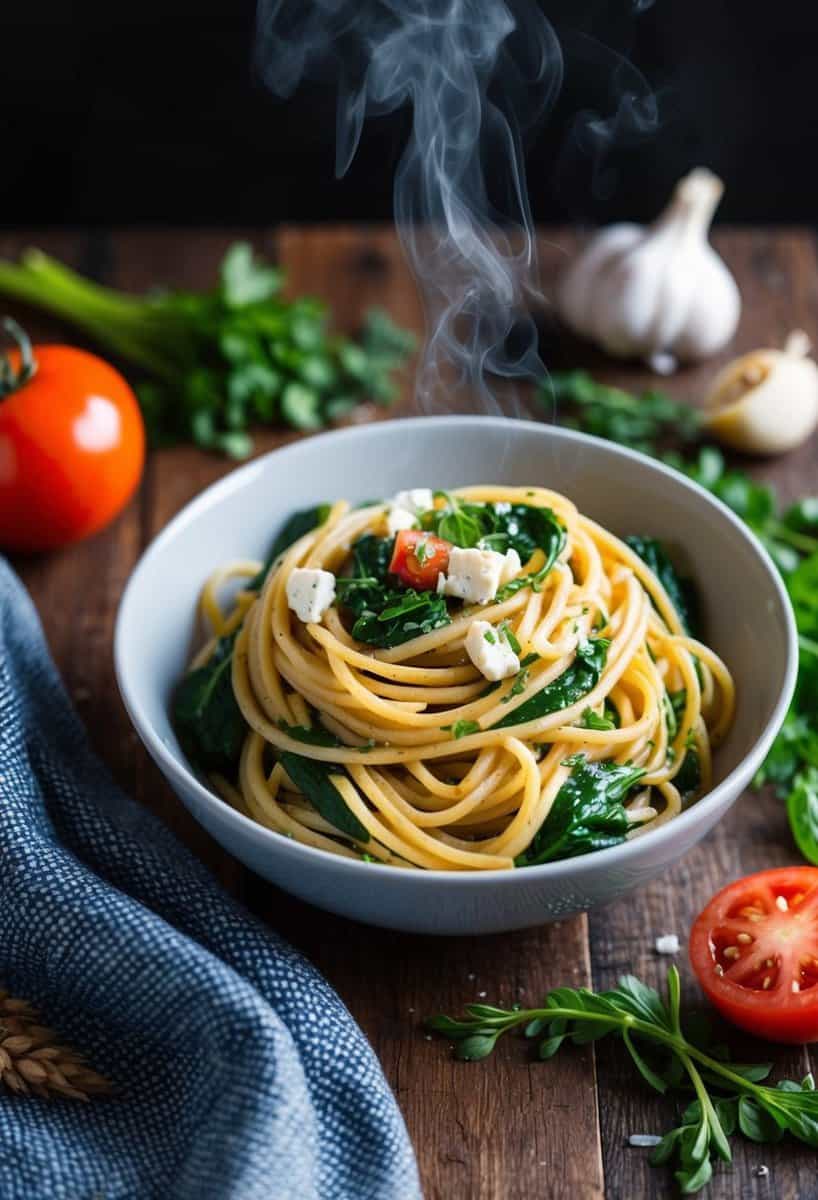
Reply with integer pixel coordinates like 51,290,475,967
0,559,420,1200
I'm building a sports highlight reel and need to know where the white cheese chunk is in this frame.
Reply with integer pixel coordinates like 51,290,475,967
392,488,434,514
499,547,521,585
465,620,520,682
386,505,417,536
442,546,506,605
655,934,680,955
286,568,336,624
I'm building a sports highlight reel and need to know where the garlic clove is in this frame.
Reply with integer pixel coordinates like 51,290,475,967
703,330,818,455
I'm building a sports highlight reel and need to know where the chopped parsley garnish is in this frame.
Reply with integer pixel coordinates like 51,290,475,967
443,720,482,739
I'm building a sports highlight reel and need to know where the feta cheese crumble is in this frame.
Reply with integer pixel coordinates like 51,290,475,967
386,506,417,536
465,620,520,681
499,547,521,585
286,568,336,624
628,1134,663,1148
440,547,507,605
655,934,680,955
385,488,433,536
392,488,434,514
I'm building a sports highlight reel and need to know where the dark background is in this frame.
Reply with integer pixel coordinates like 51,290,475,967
3,0,816,227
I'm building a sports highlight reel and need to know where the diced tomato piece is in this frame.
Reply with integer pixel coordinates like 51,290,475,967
389,530,451,591
690,866,818,1043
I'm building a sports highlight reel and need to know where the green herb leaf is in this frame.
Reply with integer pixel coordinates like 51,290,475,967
542,370,700,456
443,720,482,740
221,242,283,307
498,621,521,654
787,766,818,864
579,706,616,731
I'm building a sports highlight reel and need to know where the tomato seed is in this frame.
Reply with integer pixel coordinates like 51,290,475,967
736,933,752,944
723,946,740,959
776,895,789,911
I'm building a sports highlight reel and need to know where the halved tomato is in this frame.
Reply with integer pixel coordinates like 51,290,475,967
389,530,451,590
690,866,818,1043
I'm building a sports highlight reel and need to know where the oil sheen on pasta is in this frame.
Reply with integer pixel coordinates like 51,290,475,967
174,487,735,871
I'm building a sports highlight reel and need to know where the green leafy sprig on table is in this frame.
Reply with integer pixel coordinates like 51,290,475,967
542,370,818,865
0,243,416,457
427,966,818,1195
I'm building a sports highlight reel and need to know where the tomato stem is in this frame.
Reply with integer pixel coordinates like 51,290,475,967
0,317,38,399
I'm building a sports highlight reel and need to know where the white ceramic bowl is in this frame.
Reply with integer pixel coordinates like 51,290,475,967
115,418,797,934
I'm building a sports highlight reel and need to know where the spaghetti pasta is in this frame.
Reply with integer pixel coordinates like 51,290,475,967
174,486,735,872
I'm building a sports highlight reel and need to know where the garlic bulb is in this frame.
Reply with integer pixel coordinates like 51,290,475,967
703,331,818,455
557,168,741,369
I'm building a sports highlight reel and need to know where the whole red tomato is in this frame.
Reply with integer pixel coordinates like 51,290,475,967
0,321,145,552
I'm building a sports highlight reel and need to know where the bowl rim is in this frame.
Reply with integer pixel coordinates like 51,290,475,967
115,415,799,884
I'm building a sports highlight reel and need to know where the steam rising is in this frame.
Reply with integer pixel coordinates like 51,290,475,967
256,0,563,412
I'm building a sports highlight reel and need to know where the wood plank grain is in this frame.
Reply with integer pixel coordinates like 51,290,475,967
535,228,818,1200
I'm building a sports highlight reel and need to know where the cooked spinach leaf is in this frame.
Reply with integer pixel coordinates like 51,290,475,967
175,503,335,770
426,492,487,548
625,535,699,636
493,639,609,729
351,588,451,647
279,721,342,747
674,745,702,801
173,632,246,771
516,756,646,866
250,503,332,590
423,495,565,570
337,533,451,647
352,532,395,582
482,505,565,563
279,752,369,842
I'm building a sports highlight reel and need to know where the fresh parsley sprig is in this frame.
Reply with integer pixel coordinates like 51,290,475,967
427,967,818,1194
0,244,416,456
546,370,701,456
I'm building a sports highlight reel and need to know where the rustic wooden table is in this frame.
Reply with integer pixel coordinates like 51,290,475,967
4,225,818,1199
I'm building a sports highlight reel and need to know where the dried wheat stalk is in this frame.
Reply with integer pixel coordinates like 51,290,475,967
0,988,111,1101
